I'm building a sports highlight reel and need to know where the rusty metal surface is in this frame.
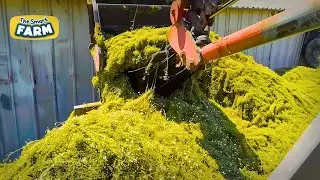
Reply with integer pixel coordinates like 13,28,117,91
0,0,97,161
168,23,200,71
168,0,240,70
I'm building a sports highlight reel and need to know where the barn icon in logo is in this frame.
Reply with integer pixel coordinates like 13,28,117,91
10,15,59,40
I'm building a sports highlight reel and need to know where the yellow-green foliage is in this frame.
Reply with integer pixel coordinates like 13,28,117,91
1,27,319,180
0,92,223,180
209,54,320,178
91,26,169,101
210,54,319,126
0,165,4,174
92,26,220,101
101,26,167,76
283,66,320,101
155,78,262,179
94,24,107,48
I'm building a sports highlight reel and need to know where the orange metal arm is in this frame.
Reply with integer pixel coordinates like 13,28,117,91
201,0,320,64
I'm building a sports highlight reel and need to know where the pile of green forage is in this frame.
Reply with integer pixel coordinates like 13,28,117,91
0,27,319,180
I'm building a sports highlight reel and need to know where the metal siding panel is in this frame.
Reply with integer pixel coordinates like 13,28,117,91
251,10,264,64
239,10,251,55
291,34,305,67
215,11,228,36
290,34,304,67
212,13,219,33
28,0,57,138
231,0,300,10
51,0,75,123
269,41,278,69
284,36,296,67
245,10,253,56
255,10,272,66
278,39,289,68
72,0,95,105
291,36,300,67
270,39,287,69
237,10,243,31
265,11,275,67
5,0,38,148
254,10,264,59
225,9,231,35
228,9,239,35
292,35,301,67
246,10,258,57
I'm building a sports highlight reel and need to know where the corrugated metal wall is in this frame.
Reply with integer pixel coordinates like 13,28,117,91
0,0,97,160
213,8,305,69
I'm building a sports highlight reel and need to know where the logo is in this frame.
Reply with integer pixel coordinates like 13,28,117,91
10,15,59,40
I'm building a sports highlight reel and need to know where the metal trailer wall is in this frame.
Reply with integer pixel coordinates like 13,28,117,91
0,0,97,161
213,8,305,69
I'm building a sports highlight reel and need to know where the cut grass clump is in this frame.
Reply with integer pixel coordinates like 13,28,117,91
209,54,320,178
1,27,319,180
0,92,223,179
92,26,219,99
210,53,320,127
92,26,169,100
154,78,262,179
96,26,168,78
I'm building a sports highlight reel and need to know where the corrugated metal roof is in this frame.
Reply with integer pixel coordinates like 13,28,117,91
231,0,302,10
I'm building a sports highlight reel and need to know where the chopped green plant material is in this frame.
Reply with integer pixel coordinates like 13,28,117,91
210,54,320,126
92,26,170,100
0,92,223,179
1,27,319,180
274,67,293,76
98,26,168,77
209,54,320,178
154,78,262,179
